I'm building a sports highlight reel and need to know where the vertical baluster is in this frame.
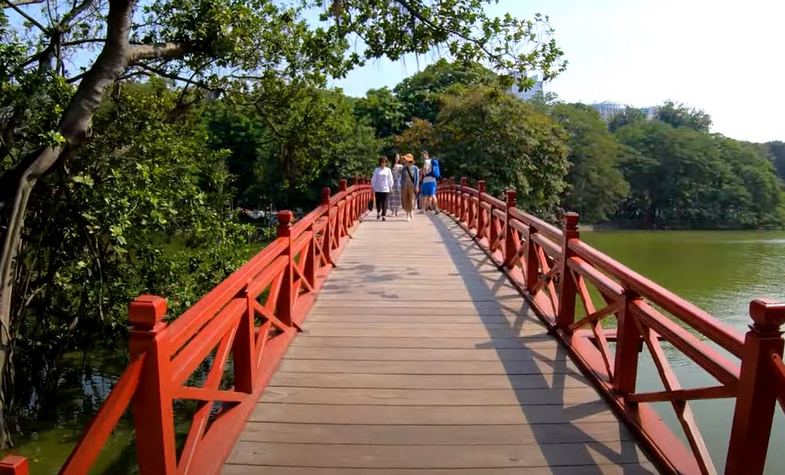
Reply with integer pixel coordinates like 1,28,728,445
129,295,176,475
556,213,579,330
352,177,360,221
612,289,641,394
503,190,517,269
459,177,467,224
476,181,486,241
489,200,498,253
339,179,348,237
467,185,475,232
726,299,785,475
525,224,539,293
275,211,294,326
321,187,332,266
234,283,256,393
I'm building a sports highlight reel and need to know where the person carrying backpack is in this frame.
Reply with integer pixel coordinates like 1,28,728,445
419,150,440,215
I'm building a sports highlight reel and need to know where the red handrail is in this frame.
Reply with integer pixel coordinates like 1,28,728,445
437,178,785,475
0,180,371,475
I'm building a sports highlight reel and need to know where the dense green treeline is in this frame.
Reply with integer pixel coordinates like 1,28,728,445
350,59,785,229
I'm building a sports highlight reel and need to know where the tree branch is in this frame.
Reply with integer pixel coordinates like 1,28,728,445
1,0,49,33
130,63,214,91
1,0,44,7
129,42,188,61
394,0,502,62
62,38,105,47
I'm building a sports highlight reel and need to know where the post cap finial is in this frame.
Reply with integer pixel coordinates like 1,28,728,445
505,190,517,207
749,299,785,332
128,295,167,330
477,180,486,192
321,187,331,204
460,177,467,186
339,179,347,191
564,212,580,229
0,455,28,475
276,209,294,229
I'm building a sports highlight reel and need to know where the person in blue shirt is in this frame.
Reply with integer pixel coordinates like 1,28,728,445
419,150,439,214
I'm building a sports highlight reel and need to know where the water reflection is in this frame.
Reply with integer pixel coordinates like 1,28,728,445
584,230,785,474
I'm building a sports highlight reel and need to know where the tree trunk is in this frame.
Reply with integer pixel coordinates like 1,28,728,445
0,0,137,447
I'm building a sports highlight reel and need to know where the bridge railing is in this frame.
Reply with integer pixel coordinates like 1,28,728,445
0,179,371,475
438,178,785,475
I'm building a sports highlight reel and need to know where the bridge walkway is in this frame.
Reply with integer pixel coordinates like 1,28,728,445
223,213,656,474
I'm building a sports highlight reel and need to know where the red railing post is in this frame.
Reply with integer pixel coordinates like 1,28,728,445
556,212,579,330
447,179,455,215
321,187,333,265
0,456,28,475
613,289,641,394
467,183,476,232
476,181,486,240
503,190,517,269
235,281,256,393
352,177,360,220
339,179,348,235
129,295,176,475
489,197,498,252
459,177,467,223
725,299,785,475
525,224,539,293
275,211,294,326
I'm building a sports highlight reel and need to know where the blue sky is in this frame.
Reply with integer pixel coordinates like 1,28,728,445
330,0,784,143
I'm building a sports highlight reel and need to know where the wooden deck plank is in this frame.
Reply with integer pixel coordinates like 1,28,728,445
223,465,658,475
237,421,633,444
226,213,654,473
268,372,591,389
226,441,651,468
262,387,602,406
284,346,569,361
277,359,579,375
289,336,556,349
249,403,622,425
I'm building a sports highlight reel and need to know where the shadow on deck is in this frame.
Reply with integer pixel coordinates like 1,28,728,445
223,213,656,474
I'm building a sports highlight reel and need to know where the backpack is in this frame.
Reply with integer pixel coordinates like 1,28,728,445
428,159,441,179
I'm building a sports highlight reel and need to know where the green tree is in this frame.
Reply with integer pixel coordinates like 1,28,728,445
435,86,569,213
657,100,712,132
550,103,629,222
0,0,566,441
393,118,437,156
354,87,406,138
766,140,785,180
614,121,784,228
608,107,647,132
394,59,501,123
9,81,252,424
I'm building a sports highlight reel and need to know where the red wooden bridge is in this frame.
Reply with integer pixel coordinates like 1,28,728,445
1,178,784,474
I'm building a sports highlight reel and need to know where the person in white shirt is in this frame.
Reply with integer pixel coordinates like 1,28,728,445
371,156,394,221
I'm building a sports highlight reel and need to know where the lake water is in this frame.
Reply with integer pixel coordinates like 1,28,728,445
583,230,785,473
5,230,785,473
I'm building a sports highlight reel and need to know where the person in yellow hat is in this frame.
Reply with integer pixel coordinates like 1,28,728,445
399,154,419,222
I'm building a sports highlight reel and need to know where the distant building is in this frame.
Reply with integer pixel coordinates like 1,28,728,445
590,101,658,121
509,75,543,101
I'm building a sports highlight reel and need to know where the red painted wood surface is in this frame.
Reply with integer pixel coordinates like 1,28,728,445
436,179,785,475
0,181,370,475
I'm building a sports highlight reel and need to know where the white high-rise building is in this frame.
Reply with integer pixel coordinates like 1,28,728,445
590,102,658,121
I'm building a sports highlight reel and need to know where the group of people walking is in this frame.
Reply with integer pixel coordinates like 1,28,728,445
370,151,440,222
